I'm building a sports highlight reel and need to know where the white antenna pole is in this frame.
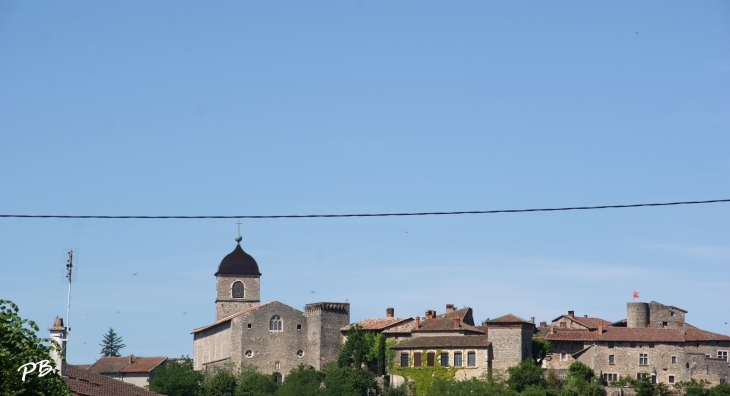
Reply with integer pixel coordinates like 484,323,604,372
66,250,73,332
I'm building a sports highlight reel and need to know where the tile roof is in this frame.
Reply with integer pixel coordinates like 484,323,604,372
341,317,413,332
546,330,598,341
595,327,685,342
192,300,294,333
569,317,612,330
65,365,162,396
650,301,688,313
485,314,533,325
682,325,730,341
414,317,485,333
438,307,471,320
390,335,491,349
382,320,417,334
88,357,166,374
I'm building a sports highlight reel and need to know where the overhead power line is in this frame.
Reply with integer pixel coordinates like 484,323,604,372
1,199,729,219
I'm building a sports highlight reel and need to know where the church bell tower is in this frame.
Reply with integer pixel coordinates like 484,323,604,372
214,232,261,321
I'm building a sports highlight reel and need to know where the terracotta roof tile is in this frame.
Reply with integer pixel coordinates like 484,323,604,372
341,317,413,332
595,327,685,342
390,335,491,349
65,365,162,396
88,357,166,374
682,325,730,341
546,330,598,341
382,320,417,334
414,317,485,333
569,317,612,330
485,313,533,325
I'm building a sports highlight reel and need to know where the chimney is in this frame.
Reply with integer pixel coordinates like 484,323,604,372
386,308,394,318
453,316,461,328
48,316,67,377
584,315,588,318
568,310,575,318
530,317,535,323
551,326,557,334
415,316,420,329
129,356,133,365
425,310,436,319
446,304,455,313
540,321,547,328
598,322,603,334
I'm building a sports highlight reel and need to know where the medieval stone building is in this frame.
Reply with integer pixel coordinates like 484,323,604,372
192,235,350,378
540,301,730,385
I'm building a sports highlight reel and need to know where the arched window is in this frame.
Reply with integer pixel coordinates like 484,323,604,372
232,281,244,298
270,315,283,332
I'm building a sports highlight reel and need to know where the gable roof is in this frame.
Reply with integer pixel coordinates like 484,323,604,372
65,365,163,396
546,324,730,343
569,317,612,330
88,357,167,374
484,314,534,325
390,335,491,349
546,330,599,341
341,317,413,332
383,320,417,334
414,317,485,333
192,300,301,334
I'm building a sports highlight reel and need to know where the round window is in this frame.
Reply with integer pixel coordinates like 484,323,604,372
245,350,254,358
296,350,304,358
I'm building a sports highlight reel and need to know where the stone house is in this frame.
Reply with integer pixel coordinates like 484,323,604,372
541,301,730,385
192,235,350,378
87,356,167,388
345,304,534,382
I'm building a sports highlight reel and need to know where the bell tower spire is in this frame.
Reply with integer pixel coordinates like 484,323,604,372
214,228,261,321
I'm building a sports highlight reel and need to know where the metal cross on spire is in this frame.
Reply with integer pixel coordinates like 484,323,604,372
235,221,243,243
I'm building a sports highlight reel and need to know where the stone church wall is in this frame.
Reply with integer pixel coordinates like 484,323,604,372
193,321,232,370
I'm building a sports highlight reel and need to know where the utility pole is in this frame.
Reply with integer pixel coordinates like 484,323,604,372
65,250,74,333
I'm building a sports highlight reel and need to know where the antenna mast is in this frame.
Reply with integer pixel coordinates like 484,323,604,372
65,250,74,332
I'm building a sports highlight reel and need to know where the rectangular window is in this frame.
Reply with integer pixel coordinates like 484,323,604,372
670,311,675,317
630,342,637,348
603,373,618,382
637,373,647,380
440,353,449,367
400,354,409,367
454,352,462,367
297,324,301,330
639,354,648,365
649,343,655,348
560,322,567,328
427,352,435,367
414,352,421,367
608,342,615,349
669,376,675,384
651,375,656,385
686,362,690,368
560,352,567,362
609,355,615,364
718,351,728,361
671,356,677,364
467,352,476,367
662,322,668,328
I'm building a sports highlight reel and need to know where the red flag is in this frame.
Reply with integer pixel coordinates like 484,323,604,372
633,291,639,298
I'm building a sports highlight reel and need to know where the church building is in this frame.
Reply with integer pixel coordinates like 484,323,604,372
192,234,350,377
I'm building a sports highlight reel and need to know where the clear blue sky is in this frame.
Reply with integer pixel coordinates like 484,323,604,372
1,1,729,364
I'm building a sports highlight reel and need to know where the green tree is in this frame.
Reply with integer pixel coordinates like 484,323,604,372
566,362,594,383
376,333,386,375
0,300,71,395
321,363,378,396
708,383,730,396
338,325,371,369
148,356,203,396
532,339,553,365
427,377,519,396
99,327,126,357
236,364,279,396
507,359,546,393
276,364,324,396
203,366,238,396
382,383,408,396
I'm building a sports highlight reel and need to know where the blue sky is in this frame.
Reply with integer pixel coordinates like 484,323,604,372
1,1,729,364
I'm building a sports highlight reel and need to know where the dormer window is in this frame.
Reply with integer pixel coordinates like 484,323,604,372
270,315,283,332
232,281,244,298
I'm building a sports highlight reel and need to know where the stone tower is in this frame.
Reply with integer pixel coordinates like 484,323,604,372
304,302,350,370
215,234,261,321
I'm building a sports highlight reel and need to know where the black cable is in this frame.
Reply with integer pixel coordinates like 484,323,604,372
0,199,729,219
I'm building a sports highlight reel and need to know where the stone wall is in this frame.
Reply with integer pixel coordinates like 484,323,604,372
305,302,350,370
592,341,730,386
234,302,309,376
391,346,491,380
488,327,524,369
545,341,591,369
647,302,686,329
193,321,232,370
215,274,260,321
